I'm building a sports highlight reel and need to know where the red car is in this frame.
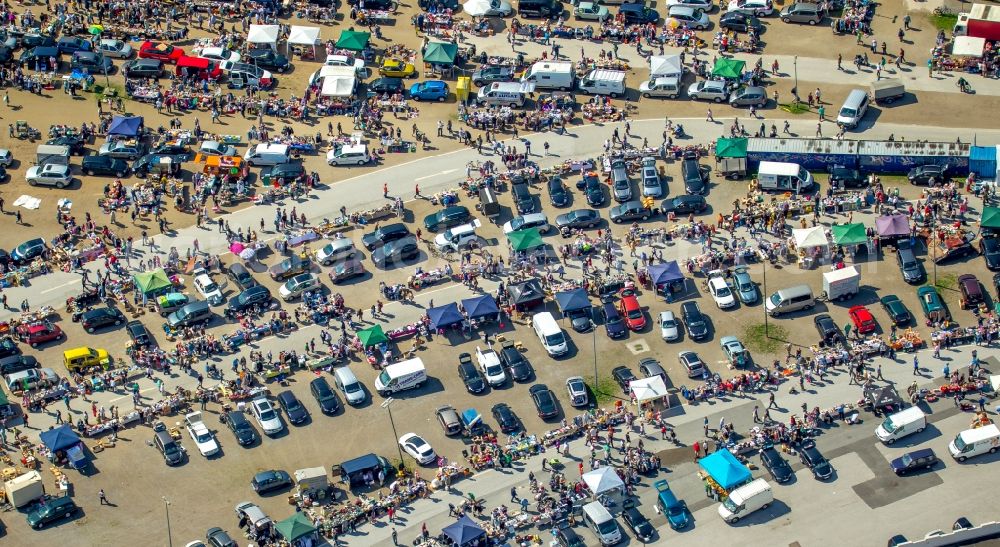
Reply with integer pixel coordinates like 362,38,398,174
848,305,877,334
138,41,185,64
618,290,646,331
16,322,64,347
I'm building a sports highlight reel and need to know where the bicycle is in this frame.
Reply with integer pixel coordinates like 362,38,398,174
933,6,955,16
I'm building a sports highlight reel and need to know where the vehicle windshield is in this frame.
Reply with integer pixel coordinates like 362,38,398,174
196,431,212,443
378,370,391,386
881,416,897,433
627,309,642,319
722,497,740,512
953,435,969,451
798,167,810,181
716,286,731,297
544,333,565,346
769,293,782,306
662,318,675,327
510,218,525,230
899,453,913,466
203,281,218,292
486,364,503,376
344,381,361,394
259,409,276,421
596,521,617,535
840,107,857,117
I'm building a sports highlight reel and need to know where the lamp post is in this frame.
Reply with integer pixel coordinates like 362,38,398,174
762,257,769,338
590,320,598,390
163,497,173,547
381,398,405,464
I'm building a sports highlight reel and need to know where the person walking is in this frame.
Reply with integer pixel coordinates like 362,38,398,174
520,497,530,513
99,489,109,505
753,405,760,423
383,183,388,197
414,184,421,198
706,108,714,122
876,364,885,381
818,105,825,121
692,441,701,461
913,356,920,375
510,486,520,503
391,528,399,545
768,391,778,409
816,122,823,138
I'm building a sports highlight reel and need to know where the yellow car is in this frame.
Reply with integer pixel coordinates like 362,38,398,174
379,58,416,78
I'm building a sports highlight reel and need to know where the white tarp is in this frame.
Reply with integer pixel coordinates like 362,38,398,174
793,226,829,249
990,375,1000,391
582,467,624,495
287,26,320,45
953,36,986,58
247,24,280,45
630,376,668,403
463,0,494,16
649,55,682,79
321,72,357,97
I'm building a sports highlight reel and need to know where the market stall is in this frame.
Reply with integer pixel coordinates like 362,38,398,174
39,425,88,472
711,58,745,82
981,207,1000,238
953,36,986,60
645,261,686,298
275,512,320,546
649,55,682,79
876,214,910,246
555,288,591,325
630,376,669,408
698,449,752,501
106,115,143,138
286,25,321,60
427,303,464,331
792,226,830,268
336,30,371,53
461,294,500,326
133,268,174,299
581,467,626,512
442,516,486,547
507,279,546,310
507,228,544,252
422,40,459,77
831,222,871,257
247,24,280,50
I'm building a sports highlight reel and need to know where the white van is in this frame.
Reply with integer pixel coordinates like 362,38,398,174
244,143,290,166
582,501,622,545
477,82,533,107
764,284,815,316
374,357,427,396
836,88,870,128
718,478,773,523
577,69,626,97
756,161,815,193
532,312,568,356
875,407,927,444
520,61,575,90
949,423,1000,461
334,366,367,405
434,220,481,253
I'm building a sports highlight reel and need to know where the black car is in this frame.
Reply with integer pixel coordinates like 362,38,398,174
548,176,570,207
82,154,129,177
0,354,38,375
890,448,939,475
621,507,656,543
125,320,152,347
554,208,601,230
618,2,659,24
499,341,533,381
250,469,292,493
151,143,191,158
529,384,559,419
719,11,762,32
46,135,86,155
21,34,57,49
56,36,91,54
227,263,258,291
246,48,290,72
610,200,652,223
682,155,706,194
813,314,842,343
829,165,865,189
277,390,308,425
601,301,627,339
0,45,12,65
371,236,420,268
424,205,471,231
226,286,273,317
472,66,515,86
225,410,257,446
554,526,587,547
207,527,238,547
11,238,47,264
19,46,60,68
681,301,709,340
980,237,1000,270
611,365,638,393
81,307,125,333
896,243,926,283
309,377,340,415
798,440,834,480
362,222,411,250
347,0,396,8
132,153,180,177
367,77,404,97
661,195,708,215
879,295,912,326
638,358,666,382
123,58,164,78
577,172,606,206
491,402,521,433
0,338,20,359
759,444,794,483
261,162,305,185
512,182,536,214
908,164,948,185
71,51,114,74
458,353,486,393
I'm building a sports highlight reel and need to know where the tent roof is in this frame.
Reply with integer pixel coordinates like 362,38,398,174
831,223,868,245
461,295,499,319
630,376,668,403
427,303,464,330
442,516,486,546
107,115,143,137
357,325,388,347
423,41,458,65
712,58,745,79
247,24,280,44
508,228,544,251
647,261,684,285
133,268,172,294
715,137,748,158
39,424,81,452
554,288,591,313
336,30,371,52
461,408,482,427
876,214,909,237
320,73,355,97
287,26,320,46
864,384,903,407
793,226,828,248
463,0,494,16
508,279,545,305
582,467,625,495
275,513,317,542
698,449,752,490
953,35,986,57
982,207,1000,229
649,54,682,77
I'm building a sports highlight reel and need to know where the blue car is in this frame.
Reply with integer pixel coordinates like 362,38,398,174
654,479,690,529
409,80,449,102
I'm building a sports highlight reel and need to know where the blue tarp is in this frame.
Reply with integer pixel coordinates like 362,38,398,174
461,408,481,428
647,261,684,286
461,295,499,320
427,303,463,330
554,288,591,313
442,516,486,546
698,449,752,490
39,424,81,452
67,444,88,469
107,115,143,137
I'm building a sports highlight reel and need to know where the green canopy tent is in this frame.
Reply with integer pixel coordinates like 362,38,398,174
508,228,544,252
423,41,459,66
335,30,371,52
981,207,1000,229
712,58,746,80
275,513,318,543
133,269,172,297
715,138,747,158
831,223,868,246
357,325,388,347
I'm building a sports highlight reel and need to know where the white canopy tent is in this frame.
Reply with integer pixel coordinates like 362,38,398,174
287,26,321,57
649,55,683,79
990,374,1000,392
463,0,494,16
247,24,280,50
320,69,357,97
953,36,985,58
582,467,625,496
630,376,669,405
793,226,829,249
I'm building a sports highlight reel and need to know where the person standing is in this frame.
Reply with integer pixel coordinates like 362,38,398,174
99,489,109,505
510,486,520,503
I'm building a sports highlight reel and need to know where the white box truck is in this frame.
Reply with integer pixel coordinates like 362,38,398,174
822,266,860,301
949,423,1000,461
374,357,427,396
756,161,815,193
4,470,45,508
718,478,773,523
875,406,927,444
521,61,574,91
577,69,626,97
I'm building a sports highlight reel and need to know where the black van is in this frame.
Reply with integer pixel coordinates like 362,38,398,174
518,0,563,18
336,453,394,488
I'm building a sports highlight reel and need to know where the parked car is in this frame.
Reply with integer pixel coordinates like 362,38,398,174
618,2,660,24
362,223,411,250
602,301,628,339
798,440,834,479
458,353,486,393
206,527,238,547
399,433,436,464
890,448,939,476
138,41,184,63
719,11,762,32
680,301,708,340
251,470,292,493
249,398,283,436
611,365,638,393
16,321,62,347
641,157,662,197
907,164,948,185
26,496,79,529
98,140,145,160
848,305,877,334
409,80,449,101
26,164,72,188
367,77,404,96
621,507,656,543
575,1,611,20
619,290,646,330
436,405,463,435
499,341,533,381
687,79,729,102
226,286,273,317
491,402,521,433
579,172,607,206
81,307,125,333
610,201,652,223
565,376,589,407
529,384,559,419
123,58,163,78
727,0,773,16
82,154,129,177
47,135,87,155
268,256,311,281
56,36,91,54
662,195,708,215
554,209,601,230
11,238,46,264
310,377,340,415
980,237,1000,270
667,5,709,28
958,274,985,309
813,314,843,343
277,391,308,424
125,320,151,347
729,85,767,107
278,272,321,301
471,65,515,86
638,358,666,382
879,294,912,326
780,2,824,24
371,236,420,267
424,205,471,231
760,444,794,482
71,51,113,74
829,165,865,188
678,350,706,378
547,176,570,207
659,311,680,341
896,243,926,283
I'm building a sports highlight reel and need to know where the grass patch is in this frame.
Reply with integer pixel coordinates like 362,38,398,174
930,272,958,291
779,102,810,115
929,13,958,31
588,377,622,406
743,323,789,354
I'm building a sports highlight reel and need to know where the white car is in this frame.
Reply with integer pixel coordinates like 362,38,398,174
566,376,589,407
476,346,506,387
659,311,680,341
707,274,737,309
186,421,220,457
98,38,133,58
665,0,714,11
667,5,710,29
199,46,242,65
278,272,321,301
192,268,224,306
326,144,371,166
639,77,682,99
0,148,13,167
250,398,284,435
26,164,72,188
324,54,366,74
728,0,773,15
687,79,730,102
399,433,436,464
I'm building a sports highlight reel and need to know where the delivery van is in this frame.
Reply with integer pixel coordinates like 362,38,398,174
764,284,815,316
532,311,568,356
521,61,574,90
374,357,427,396
334,366,367,405
244,143,291,166
836,88,869,128
577,69,626,97
718,478,773,523
582,501,622,545
949,423,1000,461
875,406,927,444
756,161,815,193
477,81,533,107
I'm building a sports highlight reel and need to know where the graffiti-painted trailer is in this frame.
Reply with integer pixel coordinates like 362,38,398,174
740,138,971,175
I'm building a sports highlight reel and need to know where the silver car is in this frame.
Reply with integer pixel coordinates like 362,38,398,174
665,0,714,11
639,77,682,99
26,164,72,188
566,376,589,407
729,86,767,107
780,2,824,24
575,1,611,20
611,160,632,202
667,5,710,29
98,38,133,59
641,157,662,197
687,79,729,102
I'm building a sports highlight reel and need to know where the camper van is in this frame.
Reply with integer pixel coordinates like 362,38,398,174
520,61,574,90
875,407,927,444
582,501,622,545
577,69,626,97
532,312,568,356
949,424,1000,461
756,161,815,193
476,82,533,107
374,357,427,396
718,478,773,523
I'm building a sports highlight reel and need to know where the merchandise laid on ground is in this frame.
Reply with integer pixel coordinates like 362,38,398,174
3,0,1000,545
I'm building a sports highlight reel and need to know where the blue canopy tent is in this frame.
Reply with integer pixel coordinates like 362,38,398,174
647,261,686,300
462,295,499,320
40,424,82,452
442,515,486,547
427,303,464,330
106,115,143,137
554,288,591,312
698,449,752,490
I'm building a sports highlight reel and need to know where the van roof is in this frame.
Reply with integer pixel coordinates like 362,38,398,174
728,478,770,504
487,81,535,93
889,406,926,422
776,284,812,298
254,143,289,154
960,423,1000,443
384,357,425,376
530,61,573,72
582,501,613,520
758,161,802,176
532,311,559,327
586,69,626,82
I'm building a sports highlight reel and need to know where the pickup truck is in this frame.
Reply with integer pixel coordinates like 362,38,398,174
476,346,506,387
185,411,220,457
